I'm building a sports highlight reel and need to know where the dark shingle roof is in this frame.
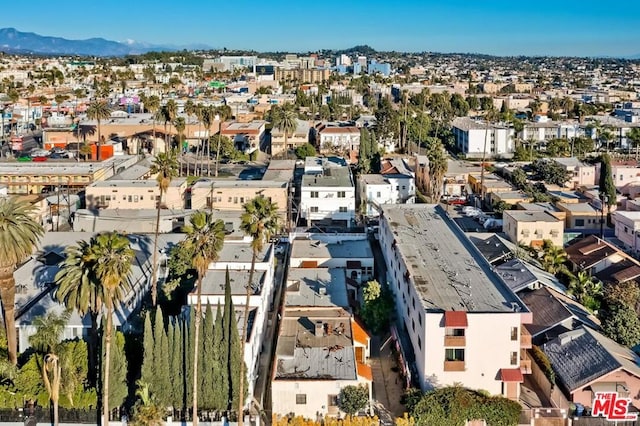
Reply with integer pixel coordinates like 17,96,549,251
520,287,573,337
543,326,640,393
565,235,617,269
470,235,511,265
495,259,538,293
595,259,640,284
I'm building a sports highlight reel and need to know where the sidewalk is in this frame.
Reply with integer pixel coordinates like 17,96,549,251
370,335,407,420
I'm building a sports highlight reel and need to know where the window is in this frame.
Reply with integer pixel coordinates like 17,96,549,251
575,219,585,227
376,191,381,197
240,197,245,203
339,206,348,212
395,185,399,190
234,197,238,204
311,191,319,198
133,195,139,202
328,395,338,407
418,336,422,350
511,351,518,365
402,186,406,190
337,191,346,198
296,394,307,404
445,348,465,361
228,197,232,202
128,195,132,202
511,327,518,341
446,328,465,337
310,206,319,213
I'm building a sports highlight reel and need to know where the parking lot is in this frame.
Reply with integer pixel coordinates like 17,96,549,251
444,203,495,233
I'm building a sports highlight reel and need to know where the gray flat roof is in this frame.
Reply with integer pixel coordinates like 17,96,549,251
302,167,353,188
217,241,271,263
285,268,349,308
192,179,287,189
199,269,267,296
275,309,357,380
381,204,525,313
557,202,599,213
503,210,561,223
359,174,389,185
0,155,136,175
89,178,186,188
291,239,373,260
262,160,295,181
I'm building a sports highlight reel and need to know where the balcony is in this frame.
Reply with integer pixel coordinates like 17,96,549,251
521,329,532,348
520,358,532,374
444,336,466,347
444,360,465,372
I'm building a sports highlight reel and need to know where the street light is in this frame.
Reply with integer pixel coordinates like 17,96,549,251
599,193,609,239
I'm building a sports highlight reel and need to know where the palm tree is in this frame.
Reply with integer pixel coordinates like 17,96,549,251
479,108,501,206
203,106,217,176
194,104,206,176
86,232,134,425
272,106,298,160
173,117,186,176
541,244,568,275
85,100,111,161
145,95,161,154
0,197,44,365
29,310,70,426
627,127,640,161
165,100,178,153
149,151,179,306
183,213,225,425
239,196,280,425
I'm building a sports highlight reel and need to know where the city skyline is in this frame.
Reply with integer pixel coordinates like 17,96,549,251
2,0,640,58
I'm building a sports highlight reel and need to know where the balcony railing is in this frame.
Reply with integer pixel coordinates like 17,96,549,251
520,358,532,374
521,329,532,348
444,336,466,347
444,360,465,372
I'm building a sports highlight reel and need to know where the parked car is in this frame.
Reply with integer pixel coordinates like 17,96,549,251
447,196,467,205
483,218,504,230
465,208,482,217
274,245,286,255
32,156,48,162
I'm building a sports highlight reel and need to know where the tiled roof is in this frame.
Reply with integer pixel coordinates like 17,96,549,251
520,287,573,337
351,318,369,346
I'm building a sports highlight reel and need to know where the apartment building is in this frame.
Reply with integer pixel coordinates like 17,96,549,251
270,119,311,156
551,158,596,189
272,266,371,418
186,239,276,405
85,178,187,210
379,204,532,399
315,123,361,157
300,159,355,226
556,202,601,230
612,211,640,254
358,174,394,216
189,179,289,219
220,121,266,154
502,210,564,247
380,158,415,203
452,117,514,159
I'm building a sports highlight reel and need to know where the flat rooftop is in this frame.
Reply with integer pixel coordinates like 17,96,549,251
89,178,186,188
198,269,267,296
381,204,525,313
557,202,599,213
302,167,353,188
191,178,287,190
291,239,373,260
274,309,357,380
285,268,349,308
0,155,136,175
262,160,295,181
504,210,561,223
359,174,389,185
217,240,271,264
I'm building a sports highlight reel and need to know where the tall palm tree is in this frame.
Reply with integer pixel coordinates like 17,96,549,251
183,213,225,425
239,196,280,425
204,105,217,176
85,100,111,161
568,271,602,305
86,232,134,425
479,108,501,205
149,151,179,306
272,107,298,161
145,95,161,154
194,104,206,176
541,245,568,275
628,127,640,161
0,197,44,365
29,310,70,426
173,117,186,176
165,100,178,153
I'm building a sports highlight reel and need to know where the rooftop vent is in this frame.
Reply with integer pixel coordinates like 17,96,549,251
318,287,327,296
314,320,324,336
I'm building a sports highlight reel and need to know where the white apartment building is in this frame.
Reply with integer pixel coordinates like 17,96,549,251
300,158,355,226
452,117,514,159
380,158,416,203
379,204,532,399
358,174,394,216
186,240,276,406
613,211,640,254
315,124,361,154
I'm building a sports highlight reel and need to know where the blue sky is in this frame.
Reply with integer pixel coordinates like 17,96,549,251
2,0,639,57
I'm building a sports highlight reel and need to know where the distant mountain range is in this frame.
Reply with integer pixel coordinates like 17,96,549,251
0,28,211,56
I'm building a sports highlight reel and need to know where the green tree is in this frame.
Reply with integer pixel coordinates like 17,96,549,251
168,318,184,411
183,212,226,425
425,138,447,202
600,303,640,347
540,243,568,274
140,312,155,398
360,280,394,334
85,100,112,161
102,328,128,416
130,381,164,426
200,304,215,409
568,271,602,312
0,197,44,365
338,385,369,416
272,105,298,156
224,270,245,412
153,309,171,407
212,304,227,410
295,143,316,159
510,168,527,189
239,196,280,422
150,150,179,306
57,339,94,408
530,159,571,186
145,95,161,154
628,127,640,161
599,154,617,213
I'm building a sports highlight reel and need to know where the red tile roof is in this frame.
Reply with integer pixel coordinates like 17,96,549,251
444,311,468,328
357,362,373,381
351,318,370,346
500,368,524,382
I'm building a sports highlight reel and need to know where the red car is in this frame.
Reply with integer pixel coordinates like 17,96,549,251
447,197,467,205
32,156,48,162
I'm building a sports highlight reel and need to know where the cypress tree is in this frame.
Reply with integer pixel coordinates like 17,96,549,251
140,311,155,391
200,304,215,409
225,269,247,410
599,153,617,213
168,318,182,411
222,269,233,409
102,328,128,410
212,303,228,410
154,308,171,407
185,307,195,410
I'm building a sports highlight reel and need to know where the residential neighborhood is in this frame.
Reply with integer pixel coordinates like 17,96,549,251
1,26,640,426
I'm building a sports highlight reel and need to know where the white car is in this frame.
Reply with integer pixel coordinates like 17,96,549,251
462,206,478,213
275,245,285,255
466,209,482,217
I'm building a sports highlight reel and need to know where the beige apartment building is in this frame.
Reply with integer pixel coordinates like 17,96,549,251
190,179,289,217
503,210,564,247
85,178,187,210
